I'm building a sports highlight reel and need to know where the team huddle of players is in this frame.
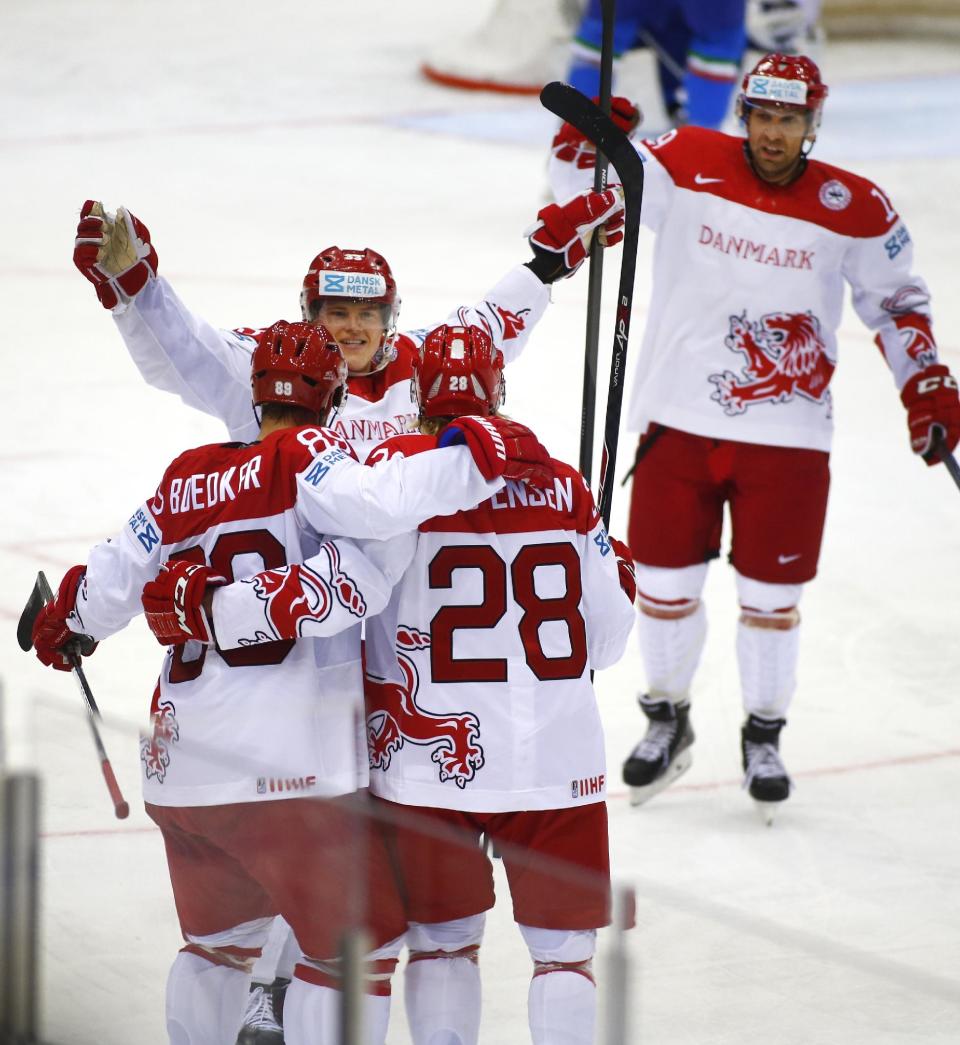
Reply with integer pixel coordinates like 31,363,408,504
31,49,960,1045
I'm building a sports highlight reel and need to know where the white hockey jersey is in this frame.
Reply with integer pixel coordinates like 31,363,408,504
66,426,503,808
113,264,551,459
214,434,636,813
551,126,940,452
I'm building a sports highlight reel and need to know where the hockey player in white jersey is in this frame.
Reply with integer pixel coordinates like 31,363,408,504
550,53,960,819
72,186,626,463
71,182,624,1041
147,324,639,1045
30,320,553,1045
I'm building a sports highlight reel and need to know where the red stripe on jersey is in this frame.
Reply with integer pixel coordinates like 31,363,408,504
293,960,396,996
180,943,261,972
645,127,898,237
150,426,354,545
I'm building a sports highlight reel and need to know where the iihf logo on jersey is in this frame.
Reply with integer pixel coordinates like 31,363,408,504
709,311,836,416
366,626,485,789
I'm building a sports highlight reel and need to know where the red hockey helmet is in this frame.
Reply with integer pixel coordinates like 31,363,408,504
415,324,505,419
738,52,829,135
300,246,400,373
251,320,348,421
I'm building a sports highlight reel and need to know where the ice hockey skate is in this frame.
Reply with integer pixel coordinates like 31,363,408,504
741,714,792,826
236,978,288,1045
622,696,694,806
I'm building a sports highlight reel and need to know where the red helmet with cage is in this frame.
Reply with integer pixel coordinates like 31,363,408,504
415,324,505,419
738,52,829,135
251,320,348,421
299,246,400,373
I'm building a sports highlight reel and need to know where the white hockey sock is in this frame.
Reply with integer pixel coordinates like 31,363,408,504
637,600,707,699
275,921,301,982
736,619,800,720
283,976,391,1045
247,916,294,985
527,967,596,1045
165,949,250,1045
404,951,481,1045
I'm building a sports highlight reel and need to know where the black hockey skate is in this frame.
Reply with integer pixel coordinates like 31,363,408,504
236,977,289,1045
741,714,792,825
622,696,694,806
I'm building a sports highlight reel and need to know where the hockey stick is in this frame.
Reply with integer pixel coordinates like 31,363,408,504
933,432,960,492
578,0,617,485
18,571,130,820
540,81,645,529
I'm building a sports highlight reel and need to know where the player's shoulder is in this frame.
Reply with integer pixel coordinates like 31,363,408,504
797,158,899,237
366,431,437,465
160,439,255,483
640,125,736,174
274,425,358,466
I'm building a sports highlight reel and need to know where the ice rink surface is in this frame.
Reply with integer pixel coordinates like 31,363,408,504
2,2,959,1042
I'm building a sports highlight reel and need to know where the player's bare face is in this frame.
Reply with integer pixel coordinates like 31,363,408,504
747,105,810,186
314,301,387,374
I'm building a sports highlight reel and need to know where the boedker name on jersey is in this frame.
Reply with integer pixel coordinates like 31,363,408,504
551,126,939,452
359,434,636,815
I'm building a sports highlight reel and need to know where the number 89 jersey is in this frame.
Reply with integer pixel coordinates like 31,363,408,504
363,434,636,813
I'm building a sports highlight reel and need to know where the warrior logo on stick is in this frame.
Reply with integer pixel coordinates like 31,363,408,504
709,311,835,415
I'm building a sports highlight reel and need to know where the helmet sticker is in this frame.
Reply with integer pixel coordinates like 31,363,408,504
745,74,808,106
319,270,388,298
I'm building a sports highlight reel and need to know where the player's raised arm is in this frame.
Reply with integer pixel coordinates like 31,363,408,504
73,199,261,442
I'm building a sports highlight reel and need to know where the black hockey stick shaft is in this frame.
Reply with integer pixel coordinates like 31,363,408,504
24,571,130,819
578,0,617,484
933,432,960,492
541,82,645,529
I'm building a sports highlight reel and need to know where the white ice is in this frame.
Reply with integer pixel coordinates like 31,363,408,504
2,2,959,1043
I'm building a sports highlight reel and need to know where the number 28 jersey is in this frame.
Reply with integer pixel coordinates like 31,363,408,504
361,434,636,813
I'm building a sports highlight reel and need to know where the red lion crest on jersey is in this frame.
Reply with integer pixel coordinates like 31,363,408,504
242,545,367,643
366,626,484,789
709,311,835,415
141,686,179,783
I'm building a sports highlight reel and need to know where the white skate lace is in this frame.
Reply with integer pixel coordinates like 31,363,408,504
632,720,677,762
242,984,281,1032
742,741,787,787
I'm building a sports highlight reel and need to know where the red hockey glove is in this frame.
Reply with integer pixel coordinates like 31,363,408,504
32,565,97,671
609,537,637,604
142,560,226,646
439,416,553,486
74,200,158,310
900,364,960,465
527,186,626,281
551,96,641,169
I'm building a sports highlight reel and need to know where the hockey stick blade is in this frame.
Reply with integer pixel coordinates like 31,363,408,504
17,574,46,651
18,569,97,656
540,82,645,212
540,82,645,527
